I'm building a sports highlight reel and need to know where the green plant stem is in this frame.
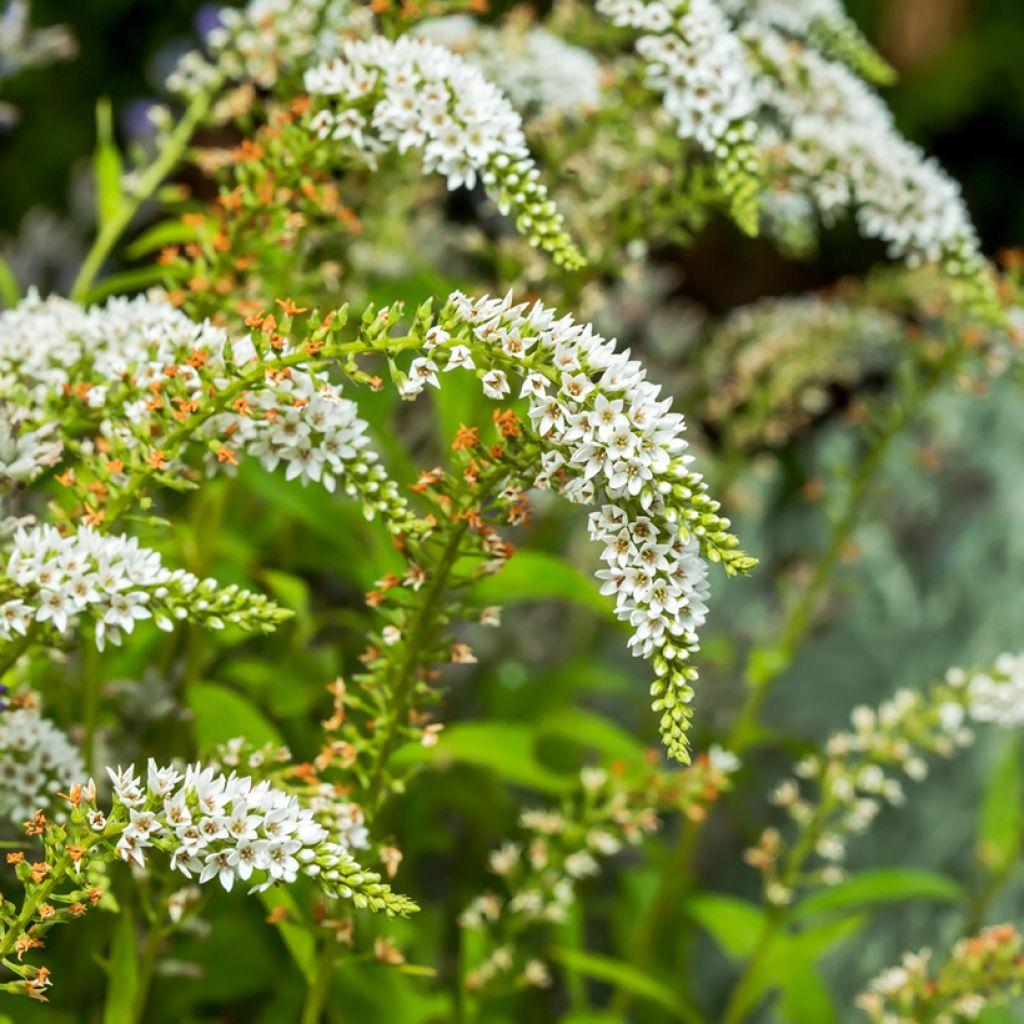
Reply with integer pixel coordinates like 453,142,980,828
363,516,470,817
132,923,166,1024
70,88,215,303
81,642,101,773
300,940,338,1024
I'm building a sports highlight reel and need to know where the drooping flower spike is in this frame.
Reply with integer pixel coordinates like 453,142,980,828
303,36,586,269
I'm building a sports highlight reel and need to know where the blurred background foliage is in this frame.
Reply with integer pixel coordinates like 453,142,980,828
2,1,1024,1022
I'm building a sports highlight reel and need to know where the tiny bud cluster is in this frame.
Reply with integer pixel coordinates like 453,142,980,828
0,706,84,826
1,525,288,650
303,36,585,268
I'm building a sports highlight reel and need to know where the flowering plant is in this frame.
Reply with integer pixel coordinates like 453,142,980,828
1,1,1021,1021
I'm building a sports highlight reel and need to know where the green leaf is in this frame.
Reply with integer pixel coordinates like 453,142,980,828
393,721,574,794
979,734,1022,873
102,904,138,1024
792,868,964,920
778,964,837,1024
188,682,283,754
94,98,124,229
550,948,700,1023
539,708,648,766
0,254,20,308
82,265,169,304
686,894,766,959
258,889,315,983
473,551,615,618
124,220,198,259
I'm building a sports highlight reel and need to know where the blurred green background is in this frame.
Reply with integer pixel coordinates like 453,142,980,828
2,2,1023,1021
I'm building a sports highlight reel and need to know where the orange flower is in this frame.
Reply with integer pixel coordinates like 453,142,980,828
276,297,309,317
452,424,480,451
216,446,239,466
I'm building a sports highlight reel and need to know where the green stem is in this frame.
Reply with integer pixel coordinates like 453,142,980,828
81,642,101,773
132,924,166,1024
363,517,470,817
70,88,215,303
300,940,338,1024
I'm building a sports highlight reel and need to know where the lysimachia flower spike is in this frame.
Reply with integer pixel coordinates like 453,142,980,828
0,525,289,651
303,36,586,268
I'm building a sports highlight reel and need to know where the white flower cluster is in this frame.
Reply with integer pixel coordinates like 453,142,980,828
303,36,584,267
404,290,746,760
1,525,287,650
596,0,763,232
0,706,84,826
947,653,1024,727
415,16,602,119
0,292,410,527
101,761,414,913
0,290,220,410
167,0,367,97
746,24,985,279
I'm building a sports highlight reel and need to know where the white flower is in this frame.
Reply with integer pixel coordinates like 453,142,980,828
0,706,84,826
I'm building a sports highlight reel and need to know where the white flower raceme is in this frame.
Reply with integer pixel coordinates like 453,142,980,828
303,36,584,268
401,291,750,760
99,761,415,912
745,23,985,283
0,525,287,650
167,0,367,96
596,0,763,233
414,16,602,119
0,706,84,826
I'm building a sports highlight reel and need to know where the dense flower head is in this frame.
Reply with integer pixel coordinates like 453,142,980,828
0,705,84,826
166,0,366,97
97,761,415,913
0,525,288,650
303,36,585,268
414,15,603,120
402,290,751,760
596,0,764,234
946,652,1024,727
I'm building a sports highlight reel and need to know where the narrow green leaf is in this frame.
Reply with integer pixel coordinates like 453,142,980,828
550,947,700,1022
686,894,766,959
258,889,315,983
778,964,837,1024
125,220,198,259
0,254,20,308
188,682,283,754
473,550,615,618
82,265,169,304
94,98,124,229
979,734,1022,872
539,708,648,765
102,904,138,1024
792,868,964,920
393,721,574,794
